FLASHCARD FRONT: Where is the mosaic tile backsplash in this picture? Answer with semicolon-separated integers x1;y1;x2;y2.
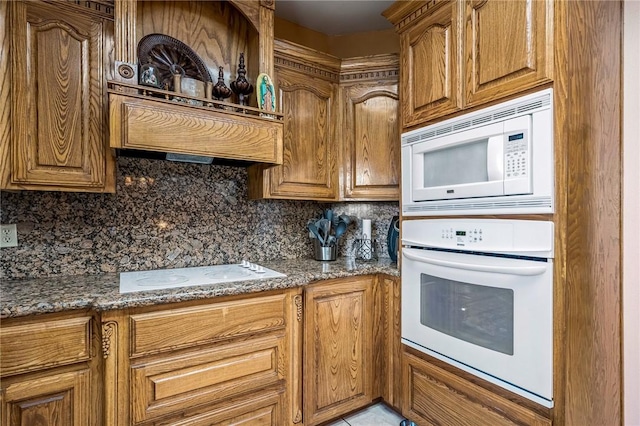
0;158;398;280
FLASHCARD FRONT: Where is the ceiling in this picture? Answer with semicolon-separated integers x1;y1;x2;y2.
274;0;396;36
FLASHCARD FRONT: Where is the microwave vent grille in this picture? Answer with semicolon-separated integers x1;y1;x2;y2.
471;115;492;126
492;108;516;120
453;121;471;131
402;90;552;145
517;99;548;113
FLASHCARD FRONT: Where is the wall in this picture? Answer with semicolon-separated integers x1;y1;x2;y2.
274;17;331;54
0;157;398;280
274;17;399;58
328;29;399;58
624;1;640;424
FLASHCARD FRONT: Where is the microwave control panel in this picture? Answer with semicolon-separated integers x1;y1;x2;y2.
505;131;529;179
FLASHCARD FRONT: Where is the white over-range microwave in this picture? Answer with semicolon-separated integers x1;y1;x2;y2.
401;89;553;216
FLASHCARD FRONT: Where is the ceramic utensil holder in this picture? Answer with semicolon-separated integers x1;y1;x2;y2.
314;240;337;261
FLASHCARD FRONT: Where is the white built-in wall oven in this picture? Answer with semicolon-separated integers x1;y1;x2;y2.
401;219;554;408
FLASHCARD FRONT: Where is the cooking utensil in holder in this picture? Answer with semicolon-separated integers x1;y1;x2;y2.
350;239;378;261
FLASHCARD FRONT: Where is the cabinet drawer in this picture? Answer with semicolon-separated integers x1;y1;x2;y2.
403;352;551;425
155;389;284;426
0;315;92;376
130;293;287;356
131;334;285;423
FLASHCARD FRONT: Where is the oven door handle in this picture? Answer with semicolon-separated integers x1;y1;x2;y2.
402;250;548;276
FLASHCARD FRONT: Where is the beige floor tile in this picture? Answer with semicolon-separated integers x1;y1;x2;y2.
324;420;350;426
343;403;405;426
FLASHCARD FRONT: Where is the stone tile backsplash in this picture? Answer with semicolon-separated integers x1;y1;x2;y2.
0;157;398;280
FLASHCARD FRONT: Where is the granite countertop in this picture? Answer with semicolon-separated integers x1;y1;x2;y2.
0;257;398;319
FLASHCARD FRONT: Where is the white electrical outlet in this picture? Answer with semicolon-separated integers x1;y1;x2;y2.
0;224;18;248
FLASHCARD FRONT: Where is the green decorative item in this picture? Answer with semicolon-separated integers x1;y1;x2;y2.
256;73;276;112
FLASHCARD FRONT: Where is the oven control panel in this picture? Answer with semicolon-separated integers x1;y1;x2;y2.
403;219;554;257
441;227;484;244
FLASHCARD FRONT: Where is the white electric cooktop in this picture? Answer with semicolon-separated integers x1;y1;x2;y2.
119;261;286;293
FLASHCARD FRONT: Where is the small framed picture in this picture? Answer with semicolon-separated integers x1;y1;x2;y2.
256;73;276;113
139;63;162;89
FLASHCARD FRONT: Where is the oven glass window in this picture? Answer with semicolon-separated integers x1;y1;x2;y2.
420;275;514;355
423;139;489;187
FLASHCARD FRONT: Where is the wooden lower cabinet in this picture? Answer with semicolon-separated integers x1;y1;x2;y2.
402;350;552;426
303;276;378;425
101;289;302;426
0;311;100;426
0;274;560;425
379;276;402;411
1;368;91;426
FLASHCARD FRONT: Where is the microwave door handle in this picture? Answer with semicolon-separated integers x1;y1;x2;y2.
402;250;548;276
487;136;504;181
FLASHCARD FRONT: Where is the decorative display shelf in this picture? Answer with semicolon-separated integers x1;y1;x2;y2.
108;81;284;165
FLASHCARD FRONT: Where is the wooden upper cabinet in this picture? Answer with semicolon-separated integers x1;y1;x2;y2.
268;67;338;200
384;0;553;129
248;41;399;201
1;1;115;192
400;1;461;127
464;0;553;107
340;55;399;201
248;40;340;201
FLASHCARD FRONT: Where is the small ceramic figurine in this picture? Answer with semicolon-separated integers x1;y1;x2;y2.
256;73;275;112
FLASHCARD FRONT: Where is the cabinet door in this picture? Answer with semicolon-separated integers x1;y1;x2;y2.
464;0;553;107
304;276;375;425
262;67;338;201
1;368;91;426
379;276;402;410
8;1;115;192
342;83;399;200
400;1;461;128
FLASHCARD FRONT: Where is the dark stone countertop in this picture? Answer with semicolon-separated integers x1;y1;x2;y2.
0;257;399;319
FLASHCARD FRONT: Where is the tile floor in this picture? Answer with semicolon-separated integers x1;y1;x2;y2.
325;403;406;426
